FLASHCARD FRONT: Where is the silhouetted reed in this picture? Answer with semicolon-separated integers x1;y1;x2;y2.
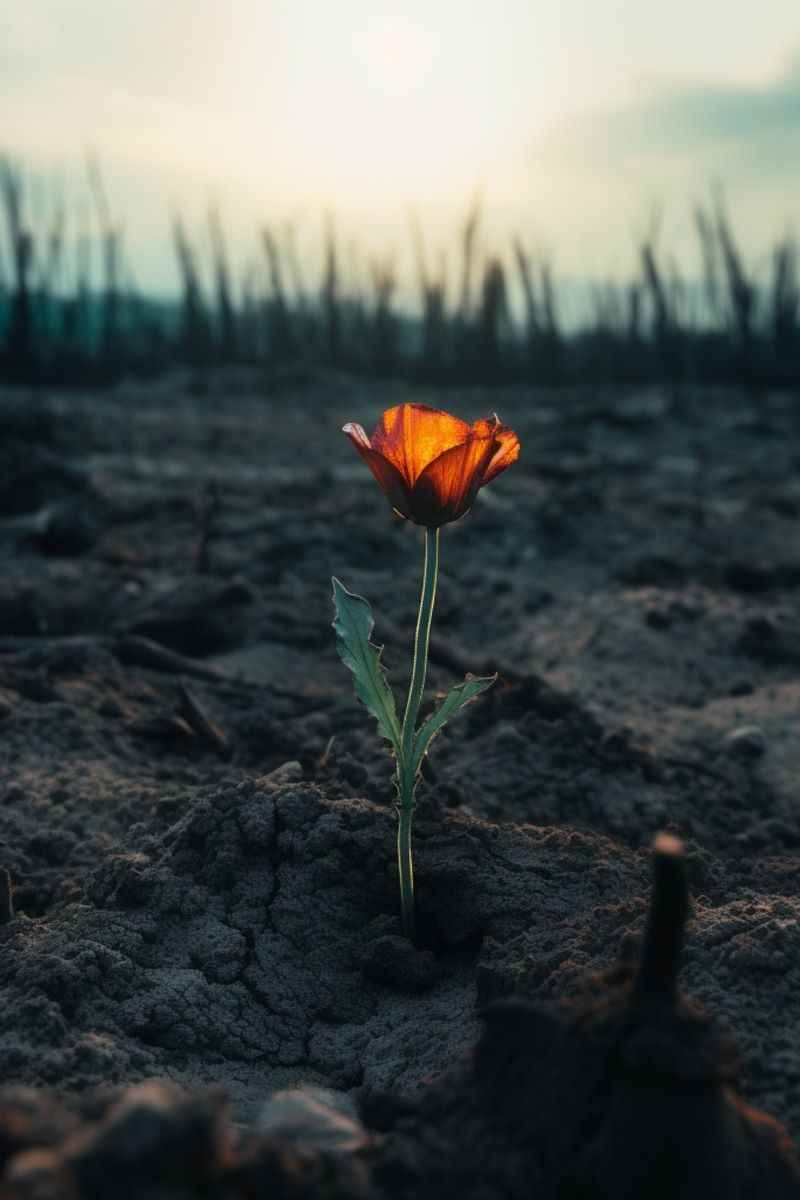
513;244;563;383
770;235;799;374
172;215;212;367
262;227;294;362
0;158;797;390
322;213;341;366
87;157;124;367
369;255;397;374
458;192;481;323
475;257;511;381
410;212;449;379
209;207;238;363
713;191;757;383
0;157;36;376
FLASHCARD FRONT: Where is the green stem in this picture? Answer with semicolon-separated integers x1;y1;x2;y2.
397;804;415;941
396;526;440;941
402;527;440;757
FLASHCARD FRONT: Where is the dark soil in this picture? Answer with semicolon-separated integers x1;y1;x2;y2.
1;375;799;1197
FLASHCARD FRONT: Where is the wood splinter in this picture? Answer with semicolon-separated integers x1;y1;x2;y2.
176;682;233;761
633;831;690;1008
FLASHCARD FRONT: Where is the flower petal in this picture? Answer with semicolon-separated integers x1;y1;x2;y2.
342;421;371;449
371;404;471;486
409;434;497;527
483;427;520;484
343;425;415;519
471;415;521;485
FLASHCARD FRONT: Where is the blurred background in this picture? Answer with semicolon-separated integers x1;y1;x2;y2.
2;0;799;386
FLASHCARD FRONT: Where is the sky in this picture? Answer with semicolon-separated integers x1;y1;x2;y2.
2;1;799;299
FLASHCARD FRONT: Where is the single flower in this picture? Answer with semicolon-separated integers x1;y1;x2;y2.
343;403;520;528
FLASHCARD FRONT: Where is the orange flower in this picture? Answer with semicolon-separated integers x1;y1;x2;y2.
343;403;520;528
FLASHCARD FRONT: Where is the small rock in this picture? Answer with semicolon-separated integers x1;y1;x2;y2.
67;1081;226;1187
645;607;672;630
257;761;303;791
3;1146;77;1197
725;726;767;761
256;1088;367;1153
0;1088;82;1171
737;615;800;666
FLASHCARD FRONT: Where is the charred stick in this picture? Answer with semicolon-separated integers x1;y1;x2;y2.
633;832;690;1008
319;735;336;768
115;635;233;683
176;683;232;761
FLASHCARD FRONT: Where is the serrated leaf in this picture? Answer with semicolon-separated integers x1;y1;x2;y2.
412;673;496;773
331;577;401;751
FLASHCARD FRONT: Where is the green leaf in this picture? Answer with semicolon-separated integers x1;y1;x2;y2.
331;577;401;752
412;674;496;773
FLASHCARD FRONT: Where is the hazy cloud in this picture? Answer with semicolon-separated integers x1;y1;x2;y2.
541;53;800;172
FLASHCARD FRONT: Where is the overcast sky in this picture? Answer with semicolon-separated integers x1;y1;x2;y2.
2;1;799;295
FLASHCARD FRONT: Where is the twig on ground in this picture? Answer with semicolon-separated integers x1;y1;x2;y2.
114;635;234;682
176;682;233;760
319;735;336;768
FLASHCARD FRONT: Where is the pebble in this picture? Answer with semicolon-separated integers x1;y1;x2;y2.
256;1087;367;1153
725;725;767;761
257;761;303;790
645;607;671;630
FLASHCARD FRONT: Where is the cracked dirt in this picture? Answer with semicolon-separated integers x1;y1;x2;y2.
0;376;799;1195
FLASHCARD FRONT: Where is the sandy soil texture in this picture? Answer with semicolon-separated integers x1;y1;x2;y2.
0;375;799;1196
